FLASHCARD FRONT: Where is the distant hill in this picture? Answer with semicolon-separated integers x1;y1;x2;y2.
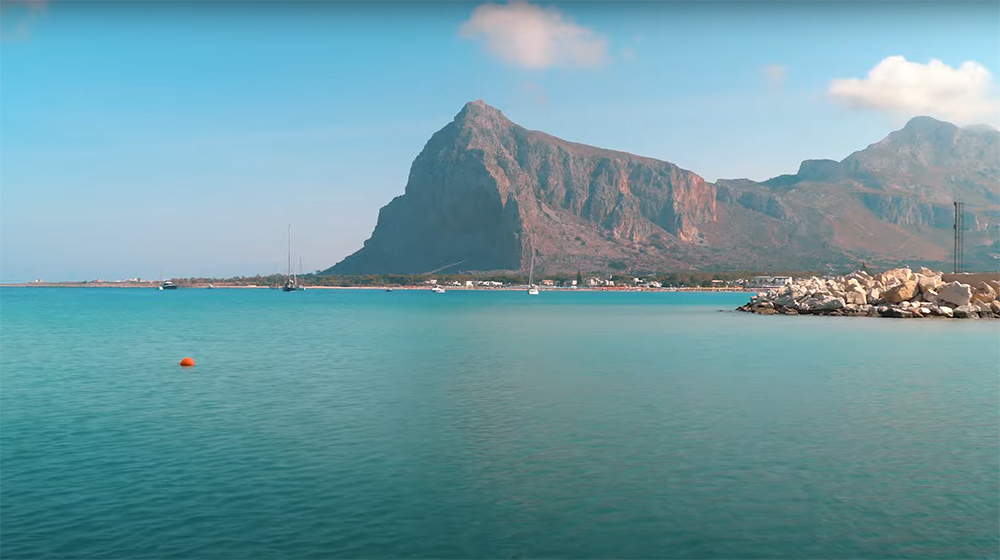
325;101;1000;275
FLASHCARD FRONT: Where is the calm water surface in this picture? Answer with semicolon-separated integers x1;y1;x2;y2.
2;287;998;559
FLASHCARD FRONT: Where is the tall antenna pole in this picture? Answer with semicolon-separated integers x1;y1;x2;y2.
959;202;965;273
953;201;965;273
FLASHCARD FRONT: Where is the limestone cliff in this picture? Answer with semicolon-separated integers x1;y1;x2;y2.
325;105;1000;275
327;100;716;274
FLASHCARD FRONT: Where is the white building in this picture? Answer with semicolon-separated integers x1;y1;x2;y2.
745;276;793;289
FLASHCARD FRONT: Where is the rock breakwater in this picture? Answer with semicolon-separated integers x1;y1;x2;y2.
738;268;1000;319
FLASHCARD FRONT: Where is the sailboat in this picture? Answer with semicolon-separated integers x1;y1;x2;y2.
282;224;302;292
527;252;539;295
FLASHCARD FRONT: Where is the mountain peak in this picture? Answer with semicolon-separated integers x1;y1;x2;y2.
900;115;959;135
454;99;510;126
904;115;947;127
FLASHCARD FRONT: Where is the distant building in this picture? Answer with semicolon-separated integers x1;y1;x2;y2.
465;281;473;287
745;276;792;289
541;279;554;286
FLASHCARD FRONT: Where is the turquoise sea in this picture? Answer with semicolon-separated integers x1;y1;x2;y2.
1;287;998;559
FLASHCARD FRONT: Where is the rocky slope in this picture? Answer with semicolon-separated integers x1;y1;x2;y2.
328;100;716;274
325;101;1000;275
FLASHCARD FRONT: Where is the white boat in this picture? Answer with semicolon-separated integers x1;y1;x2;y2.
527;251;539;295
432;285;446;294
281;225;304;292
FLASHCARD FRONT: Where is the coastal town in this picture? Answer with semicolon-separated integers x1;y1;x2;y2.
11;274;798;291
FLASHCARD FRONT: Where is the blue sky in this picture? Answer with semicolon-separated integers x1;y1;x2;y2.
2;1;998;282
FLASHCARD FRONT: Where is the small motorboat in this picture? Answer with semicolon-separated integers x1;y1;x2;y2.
432;285;445;294
160;281;178;290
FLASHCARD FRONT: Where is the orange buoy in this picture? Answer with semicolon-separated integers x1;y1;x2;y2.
178;357;195;367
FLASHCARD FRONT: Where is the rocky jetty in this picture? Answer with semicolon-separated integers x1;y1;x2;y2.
738;268;1000;319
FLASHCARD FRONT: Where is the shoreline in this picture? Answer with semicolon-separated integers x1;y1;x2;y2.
0;282;756;293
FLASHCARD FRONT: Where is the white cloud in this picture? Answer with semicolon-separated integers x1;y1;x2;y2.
459;1;607;70
762;64;785;88
828;56;1000;124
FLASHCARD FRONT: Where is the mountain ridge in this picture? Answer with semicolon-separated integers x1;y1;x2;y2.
325;102;1000;275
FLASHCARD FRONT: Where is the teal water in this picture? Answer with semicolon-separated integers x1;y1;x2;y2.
2;287;998;559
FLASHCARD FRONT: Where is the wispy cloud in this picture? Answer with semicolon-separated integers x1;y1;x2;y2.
828;56;999;125
459;1;607;70
762;64;786;88
1;0;48;42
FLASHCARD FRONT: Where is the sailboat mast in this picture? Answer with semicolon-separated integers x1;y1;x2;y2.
287;224;292;279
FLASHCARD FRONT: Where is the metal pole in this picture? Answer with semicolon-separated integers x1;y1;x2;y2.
953;202;959;274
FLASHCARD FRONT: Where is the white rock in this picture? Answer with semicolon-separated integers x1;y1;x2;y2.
916;274;941;294
845;288;867;305
867;288;881;305
775;294;796;307
937;282;973;307
817;296;845;310
919;307;931;315
954;304;978;318
938;305;954;318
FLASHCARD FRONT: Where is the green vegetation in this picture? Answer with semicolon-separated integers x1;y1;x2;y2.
166;268;829;288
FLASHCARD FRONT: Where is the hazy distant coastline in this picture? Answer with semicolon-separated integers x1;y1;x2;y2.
0;282;753;293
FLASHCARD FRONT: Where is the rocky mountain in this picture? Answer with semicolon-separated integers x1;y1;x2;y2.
325;101;1000;275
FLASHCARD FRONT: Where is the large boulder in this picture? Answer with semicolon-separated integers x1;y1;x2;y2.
882;279;918;304
845;288;867;305
937;282;973;307
775;293;797;307
876;268;914;289
987;280;1000;298
816;296;846;310
972;282;997;304
916;274;941;294
937;305;954;318
954;304;978;319
867;288;881;304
